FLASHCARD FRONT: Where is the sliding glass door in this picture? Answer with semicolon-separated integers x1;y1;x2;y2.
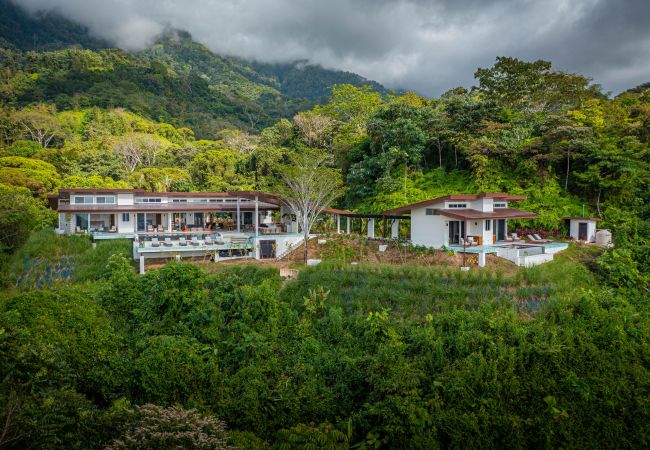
448;221;465;245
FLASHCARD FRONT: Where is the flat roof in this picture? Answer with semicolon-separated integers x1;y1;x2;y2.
382;193;527;215
57;202;280;213
54;189;283;205
565;217;602;222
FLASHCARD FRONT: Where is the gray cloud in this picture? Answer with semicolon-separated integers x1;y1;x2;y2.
13;0;650;96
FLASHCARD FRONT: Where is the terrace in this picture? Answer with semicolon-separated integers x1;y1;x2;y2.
449;241;569;267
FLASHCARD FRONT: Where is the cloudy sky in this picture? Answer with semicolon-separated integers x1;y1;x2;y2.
14;0;650;96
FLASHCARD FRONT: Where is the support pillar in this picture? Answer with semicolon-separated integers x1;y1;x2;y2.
254;195;259;237
139;255;145;274
167;213;172;232
236;197;241;232
391;219;399;239
367;218;375;238
336;215;341;234
478;252;486;268
346;216;351;234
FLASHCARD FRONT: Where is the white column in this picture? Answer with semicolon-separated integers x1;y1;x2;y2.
391;219;399;239
478;252;486;268
167;213;172;232
236;198;241;232
254;195;259;237
139;255;145;274
336;215;341;234
367;218;375;238
346;216;351;234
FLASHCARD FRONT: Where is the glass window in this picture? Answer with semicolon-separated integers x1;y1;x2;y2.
172;199;187;203
122;213;130;222
96;196;115;204
494;202;507;208
425;208;439;216
75;213;89;230
485;220;491;231
448;203;467;208
74;196;93;204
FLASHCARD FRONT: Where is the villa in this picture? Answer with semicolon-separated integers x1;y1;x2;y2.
382;193;568;267
48;188;323;272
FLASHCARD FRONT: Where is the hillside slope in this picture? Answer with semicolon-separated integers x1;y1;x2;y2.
0;0;389;136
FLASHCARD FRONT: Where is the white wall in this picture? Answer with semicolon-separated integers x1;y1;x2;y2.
569;220;597;242
117;193;134;205
480;197;493;212
410;206;446;248
118;212;135;233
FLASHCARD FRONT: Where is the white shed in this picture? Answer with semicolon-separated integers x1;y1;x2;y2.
566;217;600;242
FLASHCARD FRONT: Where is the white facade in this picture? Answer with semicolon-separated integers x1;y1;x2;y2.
568;218;598;242
408;197;511;248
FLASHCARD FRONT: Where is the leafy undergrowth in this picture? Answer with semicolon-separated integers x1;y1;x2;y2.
281;252;595;320
0;230;133;289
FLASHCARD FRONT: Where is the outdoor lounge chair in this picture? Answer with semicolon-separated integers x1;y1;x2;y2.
157;225;163;232
162;237;173;247
147;225;154;232
190;236;201;246
179;237;188;246
151;237;160;247
109;226;117;233
532;233;553;243
204;235;214;245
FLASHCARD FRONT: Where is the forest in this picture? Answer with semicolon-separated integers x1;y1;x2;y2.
1;1;650;447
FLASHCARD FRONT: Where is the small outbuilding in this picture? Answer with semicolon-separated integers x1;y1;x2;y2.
565;217;601;242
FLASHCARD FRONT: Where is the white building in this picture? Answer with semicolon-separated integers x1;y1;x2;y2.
48;188;318;271
565;217;600;242
383;193;537;248
381;193;569;267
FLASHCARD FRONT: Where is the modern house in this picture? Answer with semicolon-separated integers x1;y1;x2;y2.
383;193;568;267
48;188;334;272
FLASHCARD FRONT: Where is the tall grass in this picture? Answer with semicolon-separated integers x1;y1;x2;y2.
283;253;594;319
1;230;133;288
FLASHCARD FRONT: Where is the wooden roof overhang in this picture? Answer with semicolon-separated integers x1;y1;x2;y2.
437;208;538;221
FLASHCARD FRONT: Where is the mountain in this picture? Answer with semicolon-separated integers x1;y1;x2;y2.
0;0;109;50
137;29;389;103
248;59;388;102
0;0;389;137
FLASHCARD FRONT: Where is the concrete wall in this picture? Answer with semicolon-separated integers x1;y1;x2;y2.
117;193;134;205
256;234;305;259
118;212;135;233
569;220;597;242
410;206;446;248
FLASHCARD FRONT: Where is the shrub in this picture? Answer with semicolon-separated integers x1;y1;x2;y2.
106;404;231;450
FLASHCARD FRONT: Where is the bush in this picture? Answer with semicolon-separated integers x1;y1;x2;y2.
106;404;231;450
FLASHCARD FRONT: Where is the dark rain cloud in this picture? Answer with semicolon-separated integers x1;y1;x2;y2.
13;0;650;96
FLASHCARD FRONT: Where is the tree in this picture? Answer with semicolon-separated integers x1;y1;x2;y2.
12;104;62;148
278;152;344;263
106;404;230;450
128;167;192;192
293;112;335;148
113;133;169;174
0;183;41;252
474;57;598;113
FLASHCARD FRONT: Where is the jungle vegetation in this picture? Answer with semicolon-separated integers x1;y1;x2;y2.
0;2;649;447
